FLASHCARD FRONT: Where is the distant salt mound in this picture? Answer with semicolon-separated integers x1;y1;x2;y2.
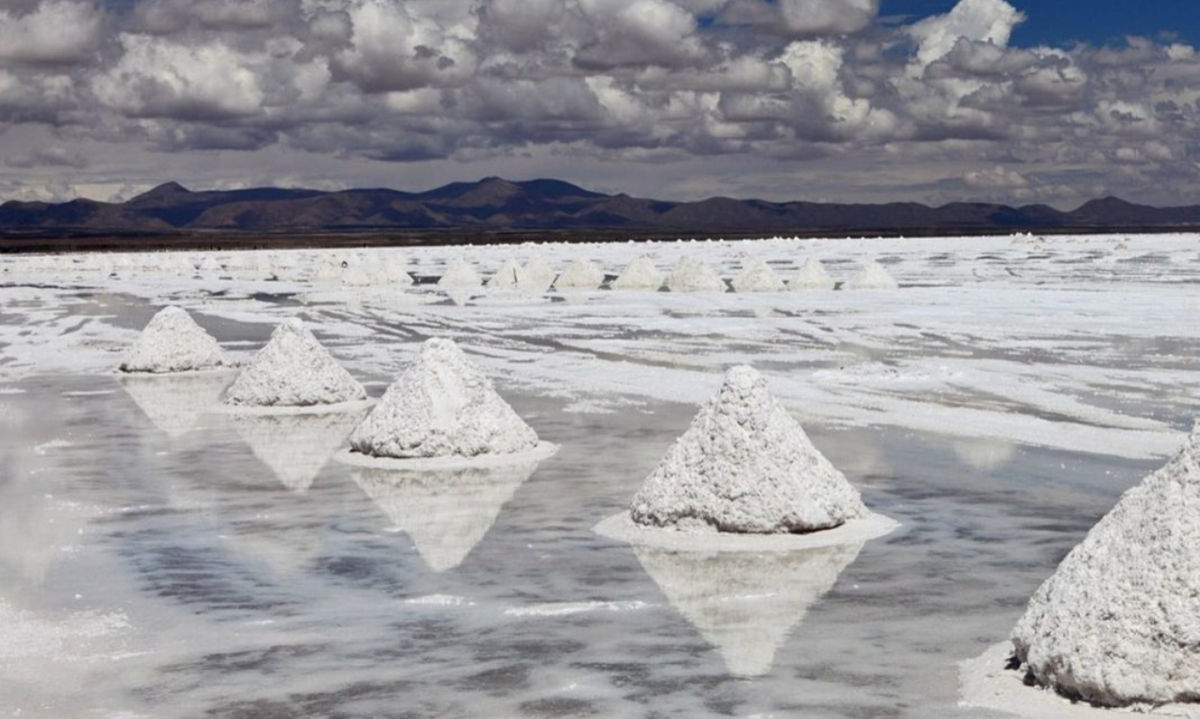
666;257;726;293
222;319;366;408
732;258;785;292
788;258;835;290
554;259;605;290
437;258;481;287
341;266;372;287
120;306;229;374
373;257;413;286
632;366;866;533
612;255;664;290
1009;423;1200;707
517;257;557;290
198;255;223;277
842;262;899;290
348;338;542;462
487;258;521;288
311;256;342;283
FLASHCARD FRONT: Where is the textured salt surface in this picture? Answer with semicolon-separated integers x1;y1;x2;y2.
612;254;664;290
437;258;482;287
119;306;229;374
631;365;868;533
732;258;785;292
843;261;900;290
788;258;836;290
666;257;727;292
222;319;366;408
554;258;605;290
1009;423;1200;707
596;510;899;552
348;337;541;460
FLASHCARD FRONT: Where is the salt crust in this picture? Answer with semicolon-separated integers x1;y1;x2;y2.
665;257;727;292
437;258;482;287
788;258;836;290
347;337;543;461
731;258;785;292
843;261;900;289
336;441;557;471
612;255;664;290
959;643;1200;719
554;258;606;289
595;510;898;552
119;306;229;374
221;318;366;409
631;365;868;533
1009;423;1200;707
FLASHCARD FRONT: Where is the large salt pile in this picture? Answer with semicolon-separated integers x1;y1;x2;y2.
612;255;664;290
120;306;229;374
516;257;557;290
346;338;548;463
437;258;481;287
487;258;522;288
554;258;605;290
788;258;835;290
1007;422;1200;707
222;319;366;409
842;261;899;290
731;258;785;292
666;257;727;293
632;366;866;533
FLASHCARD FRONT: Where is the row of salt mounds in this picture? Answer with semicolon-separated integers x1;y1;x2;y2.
666;257;727;292
119;306;230;374
732;258;786;292
1007;421;1200;708
842;261;899;290
553;258;606;290
221;319;366;410
790;258;836;290
345;338;553;466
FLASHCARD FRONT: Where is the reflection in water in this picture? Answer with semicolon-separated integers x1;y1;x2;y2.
632;542;863;677
119;372;232;438
219;521;326;578
951;437;1016;471
231;409;367;493
351;459;540;572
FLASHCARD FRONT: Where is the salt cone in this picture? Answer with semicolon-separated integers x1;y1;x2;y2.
634;542;862;677
612;255;664;290
487;258;522;288
732;259;785;292
517;257;556;290
120;306;229;374
666;257;726;292
222;319;365;407
349;338;539;459
1010;423;1200;707
438;258;482;287
554;259;605;290
631;366;866;533
788;258;835;290
842;262;899;290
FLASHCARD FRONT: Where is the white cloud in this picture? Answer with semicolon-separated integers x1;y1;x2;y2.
0;0;102;65
908;0;1024;70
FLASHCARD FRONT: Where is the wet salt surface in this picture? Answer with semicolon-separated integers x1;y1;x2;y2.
0;368;1157;718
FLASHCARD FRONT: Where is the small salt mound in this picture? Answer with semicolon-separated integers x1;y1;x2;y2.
487;258;521;288
222;319;365;408
341;266;372;287
842;261;899;290
437;258;482;287
788;258;835;290
349;337;539;460
553;258;605;290
612;255;664;290
372;259;413;286
517;257;557;290
120;306;229;374
731;258;785;292
198;255;223;277
665;257;727;293
631;365;866;533
1010;422;1200;707
311;256;342;283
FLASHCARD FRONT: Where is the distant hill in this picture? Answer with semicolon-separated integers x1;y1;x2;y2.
3;177;1199;238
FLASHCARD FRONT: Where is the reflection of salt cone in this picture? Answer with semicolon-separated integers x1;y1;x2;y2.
232;409;367;492
221;522;324;578
632;543;863;677
350;460;539;572
120;371;232;437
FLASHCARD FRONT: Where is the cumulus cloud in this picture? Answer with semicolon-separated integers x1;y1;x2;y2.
0;0;103;65
720;0;879;37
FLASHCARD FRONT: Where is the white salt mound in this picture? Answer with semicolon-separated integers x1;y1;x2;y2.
517;257;557;290
632;365;867;533
612;255;664;290
1010;422;1200;707
554;258;605;290
120;306;229;374
487;258;522;288
222;319;366;407
665;257;727;293
788;258;836;290
732;258;785;292
349;337;539;459
437;258;482;287
842;261;899;290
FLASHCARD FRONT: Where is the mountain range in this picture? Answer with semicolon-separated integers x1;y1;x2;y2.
3;177;1199;239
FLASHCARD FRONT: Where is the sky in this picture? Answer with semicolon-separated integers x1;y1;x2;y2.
1;0;1198;208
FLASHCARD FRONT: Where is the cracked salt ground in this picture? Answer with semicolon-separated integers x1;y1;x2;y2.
0;368;1174;717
